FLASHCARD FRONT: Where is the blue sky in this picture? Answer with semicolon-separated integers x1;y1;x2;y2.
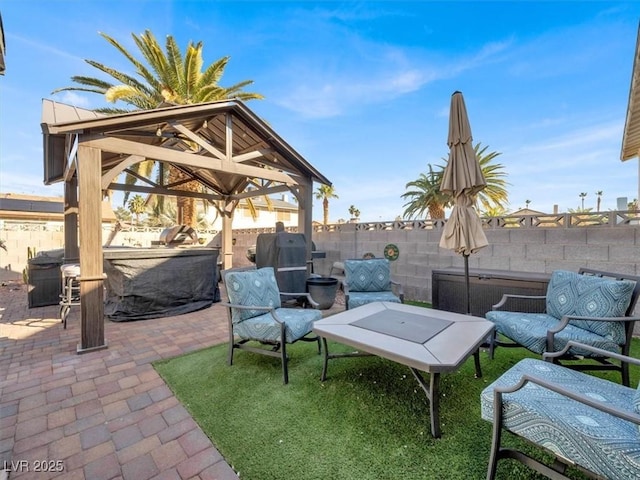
1;1;640;222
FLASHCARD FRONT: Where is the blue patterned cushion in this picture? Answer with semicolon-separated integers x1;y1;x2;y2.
225;267;281;323
486;311;621;355
546;270;634;343
234;307;321;343
481;358;640;479
348;291;401;310
345;259;392;292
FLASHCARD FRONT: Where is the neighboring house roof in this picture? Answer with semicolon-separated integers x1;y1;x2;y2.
0;12;5;76
246;196;298;211
0;193;117;223
509;208;548;216
622;22;640;161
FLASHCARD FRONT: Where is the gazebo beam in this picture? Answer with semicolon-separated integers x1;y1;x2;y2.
82;136;296;185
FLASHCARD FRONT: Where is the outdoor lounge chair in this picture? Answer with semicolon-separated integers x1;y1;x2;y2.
486;268;640;386
222;266;322;384
481;341;640;479
343;258;404;310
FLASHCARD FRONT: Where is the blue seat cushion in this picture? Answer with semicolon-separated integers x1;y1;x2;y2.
345;258;392;292
481;358;640;479
225;267;281;322
485;311;622;355
234;308;322;343
347;291;401;310
546;270;634;344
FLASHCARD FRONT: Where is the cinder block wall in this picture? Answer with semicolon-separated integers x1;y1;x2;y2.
2;223;639;304
231;224;640;303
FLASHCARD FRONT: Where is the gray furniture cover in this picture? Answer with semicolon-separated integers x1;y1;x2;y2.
256;232;307;294
103;247;218;321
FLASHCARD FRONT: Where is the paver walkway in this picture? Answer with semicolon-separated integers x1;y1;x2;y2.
0;275;344;479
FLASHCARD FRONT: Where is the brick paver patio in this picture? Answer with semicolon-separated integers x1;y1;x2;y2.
0;273;344;479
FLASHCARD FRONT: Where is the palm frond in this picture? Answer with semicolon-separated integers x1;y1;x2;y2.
184;42;204;101
199;56;230;87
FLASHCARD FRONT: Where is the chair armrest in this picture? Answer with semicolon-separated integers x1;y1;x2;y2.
492;294;546;311
279;292;320;309
220;302;283;325
219;302;274;312
557;314;640;324
543;340;640;367
494;372;640;425
546;315;640;350
391;280;404;302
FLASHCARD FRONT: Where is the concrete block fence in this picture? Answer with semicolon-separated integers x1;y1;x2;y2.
231;217;640;304
2;213;639;305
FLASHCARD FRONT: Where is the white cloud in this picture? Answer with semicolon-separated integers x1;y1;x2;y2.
56;91;92;109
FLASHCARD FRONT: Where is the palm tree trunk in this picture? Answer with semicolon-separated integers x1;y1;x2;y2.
168;165;199;227
323;198;329;225
428;204;445;219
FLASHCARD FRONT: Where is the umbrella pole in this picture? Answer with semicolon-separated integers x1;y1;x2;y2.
464;253;470;315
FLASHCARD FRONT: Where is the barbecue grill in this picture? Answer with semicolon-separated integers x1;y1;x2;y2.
158;225;198;246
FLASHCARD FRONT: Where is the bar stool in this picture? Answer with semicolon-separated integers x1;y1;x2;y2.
59;264;81;329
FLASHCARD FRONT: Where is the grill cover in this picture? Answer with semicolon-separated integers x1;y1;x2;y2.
103;247;218;321
256;232;307;293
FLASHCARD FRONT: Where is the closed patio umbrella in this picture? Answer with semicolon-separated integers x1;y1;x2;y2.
439;91;488;314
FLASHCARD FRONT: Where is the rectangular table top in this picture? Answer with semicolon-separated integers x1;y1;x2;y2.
313;302;494;373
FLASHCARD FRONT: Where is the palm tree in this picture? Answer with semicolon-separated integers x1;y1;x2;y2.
314;185;339;225
579;192;588;210
53;30;263;227
470;143;509;212
481;205;508;217
127;194;147;227
595;191;603;212
401;164;451;219
402;143;508;220
53;31;263;113
348;205;361;221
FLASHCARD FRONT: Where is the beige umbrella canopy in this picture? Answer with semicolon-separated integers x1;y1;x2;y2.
439;91;488;313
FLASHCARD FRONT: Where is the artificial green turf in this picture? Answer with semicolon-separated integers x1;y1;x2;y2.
154;336;640;480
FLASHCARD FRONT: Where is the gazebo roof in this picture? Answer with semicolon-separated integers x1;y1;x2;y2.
41;99;331;202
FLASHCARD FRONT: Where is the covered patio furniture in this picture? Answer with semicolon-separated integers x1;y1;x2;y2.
343;258;404;310
481;341;640;479
222;266;322;384
486;268;640;386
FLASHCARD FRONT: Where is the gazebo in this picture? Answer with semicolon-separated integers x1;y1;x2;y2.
41;99;331;352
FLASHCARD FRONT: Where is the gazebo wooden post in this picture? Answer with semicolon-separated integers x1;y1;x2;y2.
63;176;80;264
298;181;314;273
221;201;234;271
76;144;107;353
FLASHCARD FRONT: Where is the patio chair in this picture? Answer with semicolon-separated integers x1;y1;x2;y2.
329;261;346;291
481;341;640;479
486;268;640;386
343;258;404;310
222;266;322;384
